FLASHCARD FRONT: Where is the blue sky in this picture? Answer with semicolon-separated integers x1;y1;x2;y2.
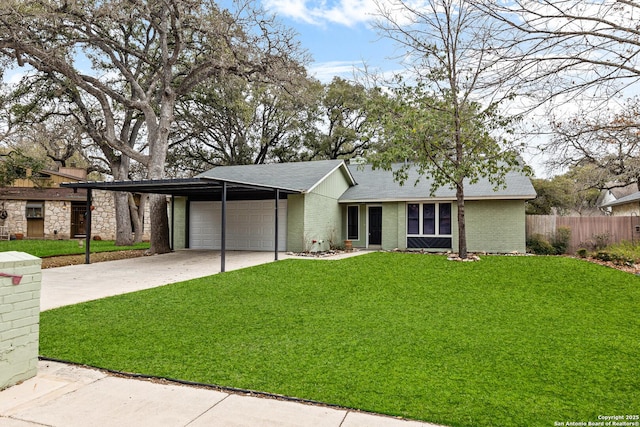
261;0;402;82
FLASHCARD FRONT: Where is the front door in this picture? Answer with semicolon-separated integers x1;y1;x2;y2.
368;206;382;246
71;203;87;238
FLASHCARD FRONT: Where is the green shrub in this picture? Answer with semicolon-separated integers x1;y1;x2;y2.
576;248;588;258
594;251;613;262
595;241;640;265
526;234;556;255
552;226;571;254
592;233;610;251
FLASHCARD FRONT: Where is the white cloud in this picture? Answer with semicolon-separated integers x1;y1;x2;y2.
308;61;361;81
264;0;380;27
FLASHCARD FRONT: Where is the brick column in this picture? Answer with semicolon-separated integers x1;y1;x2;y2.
0;251;42;390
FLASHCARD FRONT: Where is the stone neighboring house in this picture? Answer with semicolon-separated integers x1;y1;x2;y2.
65;159;536;253
600;191;640;216
0;167;135;240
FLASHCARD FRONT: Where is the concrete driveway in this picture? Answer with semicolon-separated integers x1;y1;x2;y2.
41;250;286;311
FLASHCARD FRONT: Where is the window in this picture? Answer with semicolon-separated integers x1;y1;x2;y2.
423;204;436;234
26;201;44;219
439;203;452;234
407;202;452;236
347;206;359;240
407;204;420;234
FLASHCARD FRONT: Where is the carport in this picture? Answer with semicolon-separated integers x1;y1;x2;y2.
60;177;303;272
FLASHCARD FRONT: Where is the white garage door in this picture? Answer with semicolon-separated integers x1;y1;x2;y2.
189;200;287;250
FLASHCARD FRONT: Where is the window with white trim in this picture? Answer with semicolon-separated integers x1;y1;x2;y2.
407;202;452;236
407;202;452;249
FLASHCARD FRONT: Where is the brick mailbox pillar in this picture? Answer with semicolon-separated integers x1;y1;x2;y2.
0;251;42;390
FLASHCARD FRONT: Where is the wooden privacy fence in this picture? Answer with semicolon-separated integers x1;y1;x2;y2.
526;215;640;253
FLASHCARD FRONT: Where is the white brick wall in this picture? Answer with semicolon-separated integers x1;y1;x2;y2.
0;251;42;390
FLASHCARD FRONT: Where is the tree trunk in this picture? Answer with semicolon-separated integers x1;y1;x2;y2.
114;191;134;246
149;193;171;253
112;157;134;246
456;183;467;259
128;193;146;243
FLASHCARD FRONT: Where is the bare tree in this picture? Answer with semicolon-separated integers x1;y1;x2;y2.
370;0;526;259
545;97;640;188
472;0;640;101
0;0;306;253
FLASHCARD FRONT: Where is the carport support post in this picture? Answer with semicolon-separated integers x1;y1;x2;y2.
170;195;175;250
274;189;279;261
221;181;227;273
84;188;92;264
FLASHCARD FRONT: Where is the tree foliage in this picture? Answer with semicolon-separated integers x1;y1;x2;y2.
527;168;601;216
0;149;45;188
168;73;316;174
304;77;378;160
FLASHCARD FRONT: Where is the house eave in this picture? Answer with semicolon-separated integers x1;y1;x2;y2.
338;195;536;204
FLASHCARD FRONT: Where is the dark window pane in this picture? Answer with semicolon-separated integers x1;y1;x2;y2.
347;206;359;240
439;203;452;235
423;204;435;234
407;203;419;234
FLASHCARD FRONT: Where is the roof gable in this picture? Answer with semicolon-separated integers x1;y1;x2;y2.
196;160;356;193
600;190;640;208
340;163;536;202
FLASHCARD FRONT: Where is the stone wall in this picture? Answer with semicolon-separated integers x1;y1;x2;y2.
1;201;26;237
44;200;71;239
0;190;151;241
91;190;117;240
0;251;42;390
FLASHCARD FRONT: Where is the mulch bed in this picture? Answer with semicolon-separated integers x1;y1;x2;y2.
41;250;148;269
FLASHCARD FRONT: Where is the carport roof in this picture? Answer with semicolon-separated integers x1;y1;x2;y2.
59;176;304;197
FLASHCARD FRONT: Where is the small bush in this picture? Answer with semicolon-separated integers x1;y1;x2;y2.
592;233;610;251
552;226;571;255
526;234;556;255
594;251;613;262
576;248;588;258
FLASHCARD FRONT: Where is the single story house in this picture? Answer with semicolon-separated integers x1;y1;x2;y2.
63;159;536;256
599;191;640;216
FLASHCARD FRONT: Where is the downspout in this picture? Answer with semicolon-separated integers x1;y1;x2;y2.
170;195;175;251
221;182;227;273
274;188;279;261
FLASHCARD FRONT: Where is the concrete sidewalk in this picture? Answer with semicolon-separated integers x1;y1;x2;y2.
2;249;444;427
0;360;441;427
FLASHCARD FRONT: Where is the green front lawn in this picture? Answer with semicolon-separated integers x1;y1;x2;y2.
0;239;149;258
40;253;640;427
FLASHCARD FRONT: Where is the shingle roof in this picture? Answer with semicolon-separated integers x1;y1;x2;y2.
600;191;640;208
196;160;355;192
339;163;536;202
0;187;88;201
